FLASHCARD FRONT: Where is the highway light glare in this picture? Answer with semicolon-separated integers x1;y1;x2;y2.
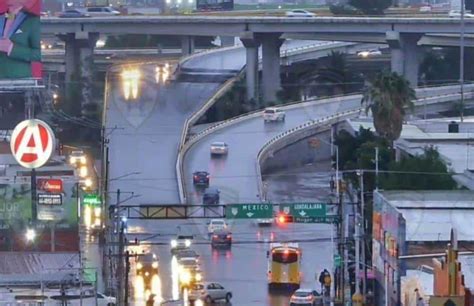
84;178;93;188
79;166;88;178
171;240;177;248
25;228;36;241
152;262;159;269
94;207;101;218
121;69;141;100
96;39;106;48
195;300;204;306
137;262;143;270
185;239;191;247
84;206;92;228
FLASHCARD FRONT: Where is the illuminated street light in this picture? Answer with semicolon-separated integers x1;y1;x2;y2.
25;228;36;242
82;178;93;189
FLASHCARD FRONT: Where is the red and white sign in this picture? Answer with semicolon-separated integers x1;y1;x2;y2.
10;119;55;169
37;179;63;193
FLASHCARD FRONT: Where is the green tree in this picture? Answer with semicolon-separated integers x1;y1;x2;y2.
349;0;391;15
362;71;415;144
381;147;457;190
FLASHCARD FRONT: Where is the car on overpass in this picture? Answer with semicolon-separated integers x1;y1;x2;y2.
357;49;382;58
263;107;286;122
203;187;220;204
58;9;90;18
448;9;474;17
210;142;229;156
193;171;210;186
83;7;121;17
285;9;316;17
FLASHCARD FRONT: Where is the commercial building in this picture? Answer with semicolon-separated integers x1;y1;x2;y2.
372;190;474;305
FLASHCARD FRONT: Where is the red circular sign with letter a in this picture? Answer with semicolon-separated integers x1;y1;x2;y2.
10;119;55;169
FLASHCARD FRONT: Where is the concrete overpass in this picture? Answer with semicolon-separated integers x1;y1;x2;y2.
41;16;474;102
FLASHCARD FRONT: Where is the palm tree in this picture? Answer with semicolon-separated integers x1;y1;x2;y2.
362;71;416;143
315;51;355;96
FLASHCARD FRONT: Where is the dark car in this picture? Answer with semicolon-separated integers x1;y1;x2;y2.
193;171;210;186
211;230;232;248
136;253;159;277
203;187;220;204
58;9;90;18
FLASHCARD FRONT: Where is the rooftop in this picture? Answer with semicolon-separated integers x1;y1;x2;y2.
377;191;474;242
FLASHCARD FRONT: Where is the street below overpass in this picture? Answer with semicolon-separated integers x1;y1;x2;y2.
125;161;335;306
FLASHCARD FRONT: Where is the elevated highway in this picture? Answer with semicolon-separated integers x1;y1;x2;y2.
180;84;474;204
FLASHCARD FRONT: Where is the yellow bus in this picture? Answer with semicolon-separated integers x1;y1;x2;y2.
267;243;301;290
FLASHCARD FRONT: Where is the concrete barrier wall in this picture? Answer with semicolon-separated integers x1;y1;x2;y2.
260;127;333;174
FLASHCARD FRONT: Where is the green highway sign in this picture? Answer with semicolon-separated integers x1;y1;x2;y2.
83;194;101;206
279;203;327;218
334;254;342;267
293;215;339;224
226;203;273;219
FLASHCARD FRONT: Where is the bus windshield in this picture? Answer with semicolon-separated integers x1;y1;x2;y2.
272;251;298;264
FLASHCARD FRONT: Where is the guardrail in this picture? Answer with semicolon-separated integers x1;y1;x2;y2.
256;109;362;201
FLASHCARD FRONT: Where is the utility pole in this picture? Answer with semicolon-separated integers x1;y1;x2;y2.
460;0;466;122
360;171;367;303
116;189;122;305
124;251;131;305
375;147;379;190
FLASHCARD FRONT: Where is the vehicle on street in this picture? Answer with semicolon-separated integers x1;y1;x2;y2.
177;258;202;288
289;289;321;306
136;253;159;276
357;49;382;57
58;9;90;18
263;107;286;122
285;9;316;17
207;219;227;234
448;9;474;17
170;235;193;253
211;230;232;248
52;290;116;306
267;243;302;290
210;142;229;156
84;7;121;16
256;218;274;226
69;150;87;165
175;249;200;261
193;171;210;186
419;5;432;12
187;282;232;304
203;187;220;204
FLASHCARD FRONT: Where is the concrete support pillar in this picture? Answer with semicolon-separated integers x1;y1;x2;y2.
220;36;235;47
261;34;284;103
240;34;261;106
60;32;98;108
386;31;422;87
181;36;195;57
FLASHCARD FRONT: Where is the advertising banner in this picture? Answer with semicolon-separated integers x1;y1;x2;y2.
0;0;42;79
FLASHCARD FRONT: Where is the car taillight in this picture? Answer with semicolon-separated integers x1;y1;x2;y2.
194;175;198;179
226;235;232;239
213;235;218;239
206;175;210;178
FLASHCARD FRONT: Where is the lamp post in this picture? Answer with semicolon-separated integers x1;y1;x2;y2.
460;0;466;122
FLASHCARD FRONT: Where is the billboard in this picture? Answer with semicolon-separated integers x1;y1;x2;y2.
0;0;42;79
0;179;79;251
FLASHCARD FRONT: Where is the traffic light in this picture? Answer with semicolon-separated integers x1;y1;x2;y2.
277;213;293;224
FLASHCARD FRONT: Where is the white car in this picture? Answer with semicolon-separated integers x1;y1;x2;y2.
188;282;232;303
419;5;432;12
69;150;86;165
66;291;116;306
83;7;121;17
263;107;286;122
170;235;193;253
207;219;227;234
448;10;474;17
285;9;316;17
210;142;229;155
289;289;320;306
357;49;382;58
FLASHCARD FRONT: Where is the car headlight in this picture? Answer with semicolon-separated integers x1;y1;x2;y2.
80;156;87;165
152;262;159;269
181;271;191;284
94;207;101;218
69;157;76;164
171;240;177;248
195;273;202;282
185;239;191;247
137;262;143;270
